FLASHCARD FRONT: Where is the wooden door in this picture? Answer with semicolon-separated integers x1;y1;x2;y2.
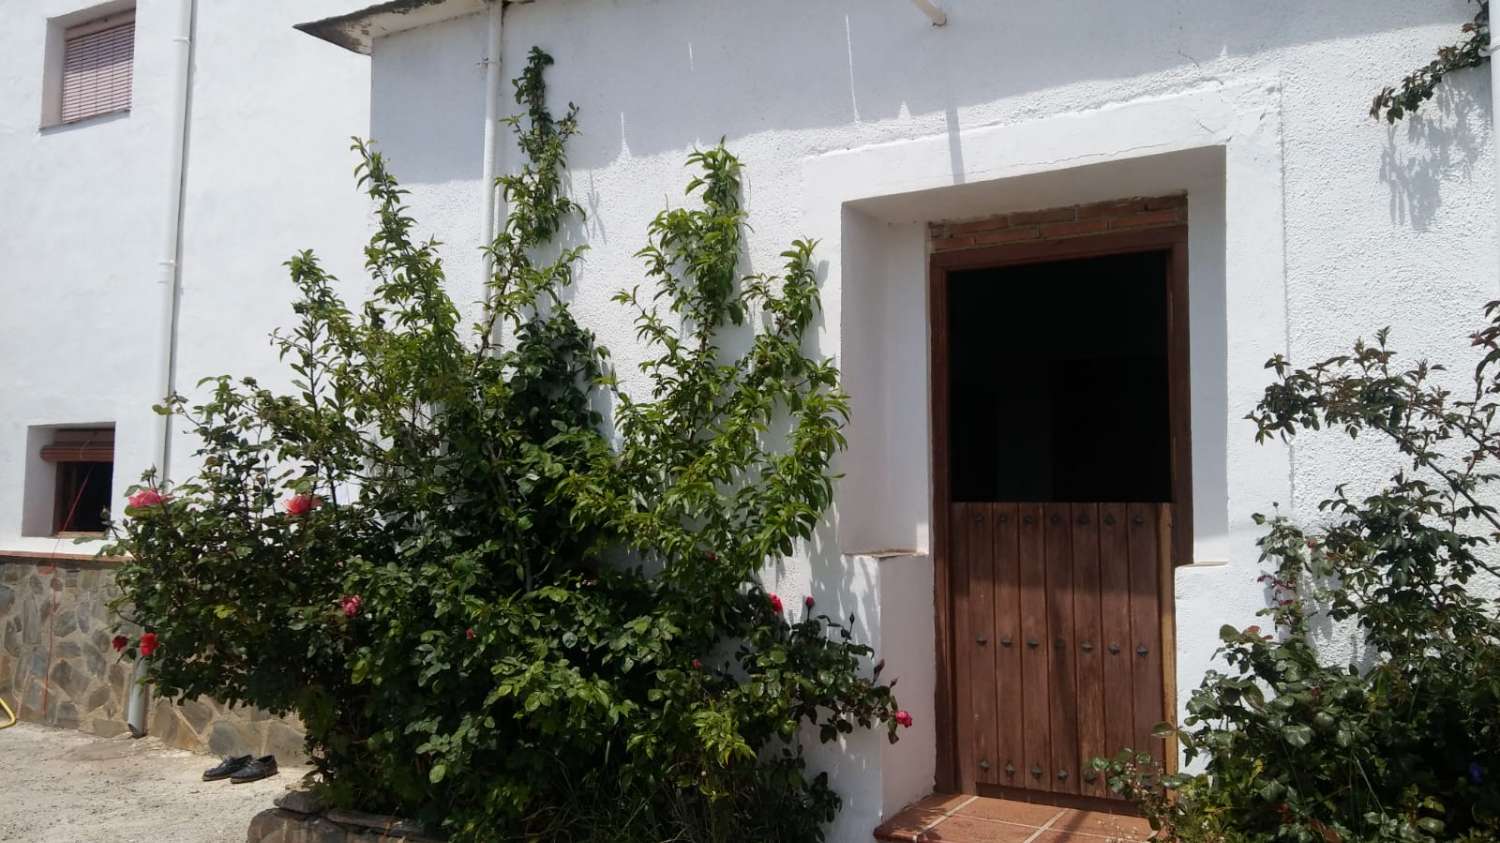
929;225;1189;800
952;500;1169;798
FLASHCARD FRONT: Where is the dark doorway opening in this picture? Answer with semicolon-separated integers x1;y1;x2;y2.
947;250;1171;503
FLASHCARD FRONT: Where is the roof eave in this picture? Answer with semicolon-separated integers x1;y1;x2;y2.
295;0;492;55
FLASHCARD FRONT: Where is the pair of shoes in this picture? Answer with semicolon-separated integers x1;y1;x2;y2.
202;755;279;784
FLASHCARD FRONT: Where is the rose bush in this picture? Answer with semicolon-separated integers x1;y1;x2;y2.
104;49;902;842
1103;315;1500;842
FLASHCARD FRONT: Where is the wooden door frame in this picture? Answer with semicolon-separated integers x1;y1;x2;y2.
929;224;1190;793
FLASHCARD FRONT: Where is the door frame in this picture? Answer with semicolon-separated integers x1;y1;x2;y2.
929;224;1190;793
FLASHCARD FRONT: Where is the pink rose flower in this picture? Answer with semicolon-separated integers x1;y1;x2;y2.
466;627;476;641
894;710;913;728
138;632;159;658
128;489;167;509
285;494;319;516
768;593;783;614
340;595;362;618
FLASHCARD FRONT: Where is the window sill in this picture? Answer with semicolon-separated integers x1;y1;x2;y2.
0;548;126;564
40;107;130;133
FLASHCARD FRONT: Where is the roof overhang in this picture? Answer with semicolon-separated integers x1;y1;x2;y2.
296;0;493;55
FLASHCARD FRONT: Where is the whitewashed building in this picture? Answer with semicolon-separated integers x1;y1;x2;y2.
0;0;367;758
1;0;370;551
5;0;1499;840
291;1;1499;839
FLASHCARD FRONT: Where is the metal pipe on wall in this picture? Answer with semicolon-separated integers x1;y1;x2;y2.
1491;3;1498;285
132;0;197;739
480;0;504;284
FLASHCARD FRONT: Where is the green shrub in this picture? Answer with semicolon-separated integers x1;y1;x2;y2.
1103;319;1500;841
106;48;903;843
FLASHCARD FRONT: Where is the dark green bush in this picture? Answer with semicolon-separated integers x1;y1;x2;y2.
106;49;903;843
1103;318;1500;842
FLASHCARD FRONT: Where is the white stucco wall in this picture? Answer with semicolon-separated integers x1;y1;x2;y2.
3;0;1492;838
0;0;370;554
359;2;1496;838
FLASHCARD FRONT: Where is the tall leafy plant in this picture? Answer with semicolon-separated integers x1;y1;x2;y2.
106;48;903;843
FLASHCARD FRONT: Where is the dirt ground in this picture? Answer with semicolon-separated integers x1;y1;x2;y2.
0;721;307;843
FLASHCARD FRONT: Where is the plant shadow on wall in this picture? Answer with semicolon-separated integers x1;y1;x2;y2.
1375;0;1490;230
102;48;906;843
1378;76;1487;231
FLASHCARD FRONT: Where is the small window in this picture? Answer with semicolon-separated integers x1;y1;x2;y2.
58;11;135;123
40;428;115;536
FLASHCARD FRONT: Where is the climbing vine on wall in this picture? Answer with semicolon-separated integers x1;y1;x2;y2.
1372;0;1490;122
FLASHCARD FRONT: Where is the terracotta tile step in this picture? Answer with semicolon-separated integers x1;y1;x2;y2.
875;793;1152;842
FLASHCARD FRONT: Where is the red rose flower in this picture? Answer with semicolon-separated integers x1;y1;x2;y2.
128;489;167;509
804;595;815;609
340;595;362;618
138;632;159;657
768;593;783;614
284;494;319;516
894;710;913;728
111;635;128;652
691;659;703;670
466;627;476;641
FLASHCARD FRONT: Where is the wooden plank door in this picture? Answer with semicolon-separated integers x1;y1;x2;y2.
950;500;1169;800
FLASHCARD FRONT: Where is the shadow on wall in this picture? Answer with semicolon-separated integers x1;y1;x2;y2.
1379;70;1491;231
376;0;1472;185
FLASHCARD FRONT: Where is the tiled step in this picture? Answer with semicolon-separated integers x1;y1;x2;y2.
875;793;1152;842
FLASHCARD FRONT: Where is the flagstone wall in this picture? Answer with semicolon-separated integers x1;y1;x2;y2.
0;556;306;764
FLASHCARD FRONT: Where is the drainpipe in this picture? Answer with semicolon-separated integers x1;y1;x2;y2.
1491;2;1499;283
480;0;504;284
131;0;196;740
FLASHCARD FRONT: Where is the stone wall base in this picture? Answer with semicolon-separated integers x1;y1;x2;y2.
1;557;307;764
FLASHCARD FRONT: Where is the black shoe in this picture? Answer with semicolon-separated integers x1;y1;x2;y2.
202;755;253;781
229;755;279;784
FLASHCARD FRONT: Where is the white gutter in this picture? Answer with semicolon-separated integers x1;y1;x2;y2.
132;0;196;740
480;0;504;283
911;0;948;27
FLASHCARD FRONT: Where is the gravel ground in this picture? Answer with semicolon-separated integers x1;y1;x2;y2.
0;722;308;843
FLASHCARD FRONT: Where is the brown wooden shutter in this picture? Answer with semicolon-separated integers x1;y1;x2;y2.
40;428;115;463
60;15;134;123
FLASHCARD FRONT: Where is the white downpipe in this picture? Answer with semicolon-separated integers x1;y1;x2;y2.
1491;5;1499;284
131;0;196;739
911;0;948;27
480;0;504;283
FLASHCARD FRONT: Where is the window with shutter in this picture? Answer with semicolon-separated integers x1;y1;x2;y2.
59;13;134;124
40;428;116;536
